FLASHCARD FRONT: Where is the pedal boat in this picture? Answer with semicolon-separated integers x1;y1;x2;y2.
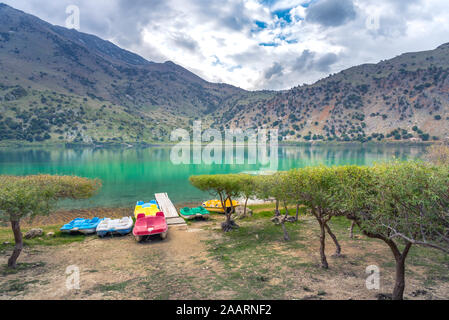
133;212;168;242
134;201;160;218
180;206;210;219
96;217;134;237
60;217;104;234
202;199;240;213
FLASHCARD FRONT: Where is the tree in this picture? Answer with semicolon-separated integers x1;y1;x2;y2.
253;173;295;241
235;174;257;218
0;175;101;268
287;166;345;268
189;174;241;232
343;162;449;300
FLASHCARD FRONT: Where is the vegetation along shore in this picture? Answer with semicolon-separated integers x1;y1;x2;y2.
0;144;448;300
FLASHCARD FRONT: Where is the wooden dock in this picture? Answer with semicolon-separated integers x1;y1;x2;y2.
155;193;186;227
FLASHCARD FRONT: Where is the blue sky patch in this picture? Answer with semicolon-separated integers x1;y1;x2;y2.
259;42;279;47
255;20;268;29
272;8;293;23
301;0;316;8
259;0;278;7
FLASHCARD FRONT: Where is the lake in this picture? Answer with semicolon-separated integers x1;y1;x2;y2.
0;145;427;209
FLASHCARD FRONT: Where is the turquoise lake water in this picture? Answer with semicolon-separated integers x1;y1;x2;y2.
0;145;427;208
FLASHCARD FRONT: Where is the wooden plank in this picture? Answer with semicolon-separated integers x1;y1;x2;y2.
166;217;187;225
155;193;186;226
155;192;178;218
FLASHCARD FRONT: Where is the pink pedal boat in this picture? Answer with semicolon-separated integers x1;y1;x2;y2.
133;212;168;242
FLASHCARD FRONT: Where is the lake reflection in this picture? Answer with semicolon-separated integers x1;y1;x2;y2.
0;145;427;208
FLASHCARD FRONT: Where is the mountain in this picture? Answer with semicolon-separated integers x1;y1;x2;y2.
217;43;449;143
0;3;264;144
0;3;448;145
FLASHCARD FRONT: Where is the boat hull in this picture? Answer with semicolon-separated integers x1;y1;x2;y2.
96;217;134;237
180;207;210;219
202;200;240;214
60;218;103;234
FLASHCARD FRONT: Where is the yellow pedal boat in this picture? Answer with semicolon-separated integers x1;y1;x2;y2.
202;199;240;213
134;201;160;218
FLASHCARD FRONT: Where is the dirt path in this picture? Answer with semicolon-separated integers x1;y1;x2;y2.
1;214;448;300
0;222;223;300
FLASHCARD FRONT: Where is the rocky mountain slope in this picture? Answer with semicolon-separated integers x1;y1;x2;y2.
0;3;261;144
0;3;448;144
218;44;449;143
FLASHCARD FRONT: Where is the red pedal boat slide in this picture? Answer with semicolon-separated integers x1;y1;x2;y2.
133;212;168;242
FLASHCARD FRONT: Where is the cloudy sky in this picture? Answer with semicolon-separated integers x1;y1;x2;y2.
4;0;449;90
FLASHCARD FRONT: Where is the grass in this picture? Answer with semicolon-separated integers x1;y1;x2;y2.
201;212;307;299
93;280;132;293
0;279;40;294
2;202;449;299
0;224;86;251
201;202;449;299
0;261;46;276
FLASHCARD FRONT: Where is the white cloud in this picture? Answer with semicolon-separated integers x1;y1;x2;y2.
3;0;449;90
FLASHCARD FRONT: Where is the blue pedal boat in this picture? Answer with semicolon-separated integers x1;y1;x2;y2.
60;217;104;235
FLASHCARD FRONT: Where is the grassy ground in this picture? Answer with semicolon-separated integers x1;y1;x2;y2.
0;225;85;252
0;204;448;300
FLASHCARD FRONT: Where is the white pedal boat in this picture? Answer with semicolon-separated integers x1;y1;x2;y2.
96;217;134;237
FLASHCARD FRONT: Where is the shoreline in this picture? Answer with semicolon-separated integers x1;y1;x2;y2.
0;140;439;149
18;199;274;228
18;203;202;227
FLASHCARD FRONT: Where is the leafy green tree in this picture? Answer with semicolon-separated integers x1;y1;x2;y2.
236;174;257;218
254;172;295;240
0;175;101;268
287;166;344;268
189;174;241;231
343;162;449;300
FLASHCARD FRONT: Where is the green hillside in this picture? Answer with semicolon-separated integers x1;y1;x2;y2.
0;3;448;145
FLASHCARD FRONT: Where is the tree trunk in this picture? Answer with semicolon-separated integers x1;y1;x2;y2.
228;196;235;213
319;221;328;269
281;220;290;241
392;257;406;300
221;205;238;232
324;223;341;256
351;218;412;300
243;197;249;217
275;199;280;215
8;220;23;268
283;201;289;216
295;204;300;221
349;221;355;239
218;193;225;212
392;242;412;300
